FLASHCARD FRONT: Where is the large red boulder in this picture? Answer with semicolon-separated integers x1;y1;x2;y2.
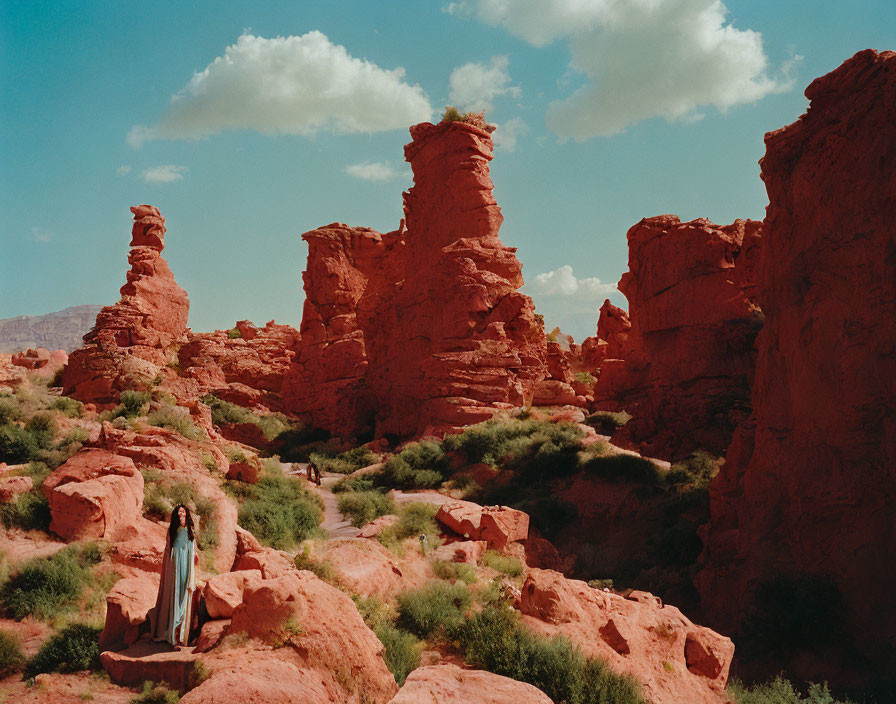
387;663;553;703
436;500;529;549
62;205;189;403
696;50;896;686
520;569;733;704
178;320;299;411
99;573;160;650
41;448;143;541
204;569;262;618
283;118;549;439
598;215;762;460
317;537;433;599
229;570;398;702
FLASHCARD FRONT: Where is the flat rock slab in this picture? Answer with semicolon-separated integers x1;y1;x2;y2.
101;639;201;691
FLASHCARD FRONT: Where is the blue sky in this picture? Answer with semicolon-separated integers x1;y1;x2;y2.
2;1;893;341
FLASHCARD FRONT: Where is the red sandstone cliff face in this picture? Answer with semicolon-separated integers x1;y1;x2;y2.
696;50;896;686
281;224;388;435
599;215;762;460
179;320;299;410
284;119;548;439
62;206;189;403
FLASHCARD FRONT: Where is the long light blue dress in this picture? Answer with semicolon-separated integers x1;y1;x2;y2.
152;526;195;646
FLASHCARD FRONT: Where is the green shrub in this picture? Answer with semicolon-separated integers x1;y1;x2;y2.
147;405;205;441
57;427;89;449
0;424;40;464
482;550;523;577
0;399;21;424
332;476;377;494
380;441;451;490
0;628;24;675
729;675;857;704
311;446;381;474
51;397;84;418
1;543;102;620
374;623;422;686
397;581;472;639
202;395;289;442
0;490;51;531
581;453;666;486
337;490;395;528
584;411;632;434
667;450;722;490
461;606;645;704
378;502;441;551
293;546;337;583
226;328;242;339
574;371;597;385
24;623;101;677
432;560;477;584
119;390;151;418
237;475;323;550
442;105;468;122
130;681;180;704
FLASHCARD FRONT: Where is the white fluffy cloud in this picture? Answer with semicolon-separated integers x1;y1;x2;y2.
492;117;529;151
30;227;51;243
142;165;188;184
448;55;520;113
528;265;616;298
448;0;794;138
344;161;408;183
115;165;132;177
128;32;433;148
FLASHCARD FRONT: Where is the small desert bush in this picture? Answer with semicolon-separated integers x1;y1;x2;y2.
337;490;395;528
310;445;381;474
460;605;646;704
25;413;57;445
666;450;722;490
0;424;41;464
728;675;857;704
226;328;242;339
574;371;597;385
332;475;376;494
147;405;205;441
432;560;477;584
237;475;323;550
1;543;103;620
293;545;337;583
379;441;451;490
130;681;181;704
0;628;24;675
50;396;84;418
374;623;422;686
581;453;666;486
0;398;21;425
23;622;101;677
0;489;51;531
378;502;441;552
481;550;523;577
584;410;632;434
396;581;472;639
202;395;289;442
117;390;151;418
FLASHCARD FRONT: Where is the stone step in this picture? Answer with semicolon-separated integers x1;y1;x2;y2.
100;639;201;691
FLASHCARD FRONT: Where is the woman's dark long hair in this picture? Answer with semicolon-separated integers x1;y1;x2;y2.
168;503;195;545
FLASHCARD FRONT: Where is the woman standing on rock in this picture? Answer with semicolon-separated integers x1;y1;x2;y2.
152;504;199;647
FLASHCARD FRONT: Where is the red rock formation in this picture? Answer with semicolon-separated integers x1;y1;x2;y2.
696;50;896;685
585;299;634;405
436;500;529;549
520;569;733;704
62;206;189;403
602;215;762;460
179;320;299;410
317;537;434;600
280;224;385;435
388;664;554;704
284;119;548;438
41;449;144;541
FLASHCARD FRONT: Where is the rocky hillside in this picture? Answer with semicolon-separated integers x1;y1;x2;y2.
0;305;102;354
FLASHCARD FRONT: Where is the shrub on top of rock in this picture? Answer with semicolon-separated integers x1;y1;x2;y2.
236;474;323;550
380;441;451;490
